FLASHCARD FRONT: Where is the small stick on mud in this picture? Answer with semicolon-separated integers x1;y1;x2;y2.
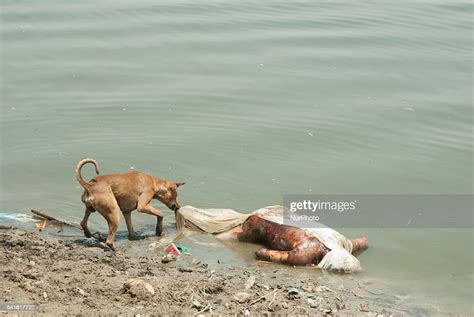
248;289;278;306
193;304;210;316
266;290;277;310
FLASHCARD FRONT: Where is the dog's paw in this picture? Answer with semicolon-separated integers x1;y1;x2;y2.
128;234;147;241
155;225;163;237
91;232;105;242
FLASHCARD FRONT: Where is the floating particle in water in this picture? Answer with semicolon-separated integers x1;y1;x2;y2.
123;108;127;111
259;63;264;67
402;107;415;112
307;132;314;137
10;107;16;111
130;166;135;170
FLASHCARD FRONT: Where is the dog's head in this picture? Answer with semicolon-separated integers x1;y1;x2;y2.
154;181;185;212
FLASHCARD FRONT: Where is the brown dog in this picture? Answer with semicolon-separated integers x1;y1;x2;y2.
76;158;185;250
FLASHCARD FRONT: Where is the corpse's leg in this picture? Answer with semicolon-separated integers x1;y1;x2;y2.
351;237;369;256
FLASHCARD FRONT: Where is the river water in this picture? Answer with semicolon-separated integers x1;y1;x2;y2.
1;1;472;314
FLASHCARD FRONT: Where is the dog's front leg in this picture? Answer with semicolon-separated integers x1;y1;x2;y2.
137;192;164;236
138;205;164;236
155;216;163;237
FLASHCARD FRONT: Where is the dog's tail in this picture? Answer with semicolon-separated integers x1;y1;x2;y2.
76;158;100;190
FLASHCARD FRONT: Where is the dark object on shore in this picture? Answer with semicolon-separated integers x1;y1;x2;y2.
31;209;82;230
0;224;12;230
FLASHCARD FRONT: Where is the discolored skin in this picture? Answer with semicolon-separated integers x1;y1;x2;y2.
237;215;368;266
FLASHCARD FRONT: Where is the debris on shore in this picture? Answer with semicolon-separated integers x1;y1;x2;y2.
1;228;400;315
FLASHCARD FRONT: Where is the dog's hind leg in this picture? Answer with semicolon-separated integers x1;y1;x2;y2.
94;192;121;251
80;206;95;238
123;211;135;240
102;210;120;251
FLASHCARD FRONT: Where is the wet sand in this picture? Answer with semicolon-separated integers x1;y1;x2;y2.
0;227;410;316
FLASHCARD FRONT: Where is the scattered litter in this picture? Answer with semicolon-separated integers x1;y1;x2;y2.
232;292;251;303
122;279;155;299
287;288;301;298
176;244;190;254
161;253;177;263
315;286;332;293
307;297;321;308
78;288;88;297
192;300;202;309
164;243;181;256
249;289;277;306
245;276;256;290
35;221;46;231
301;284;313;292
358;303;370;312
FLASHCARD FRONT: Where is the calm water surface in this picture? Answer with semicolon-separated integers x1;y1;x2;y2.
1;1;472;314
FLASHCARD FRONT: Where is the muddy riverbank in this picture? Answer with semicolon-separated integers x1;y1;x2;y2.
1;228;408;316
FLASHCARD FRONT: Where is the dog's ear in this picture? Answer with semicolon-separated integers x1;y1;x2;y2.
175;182;186;188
